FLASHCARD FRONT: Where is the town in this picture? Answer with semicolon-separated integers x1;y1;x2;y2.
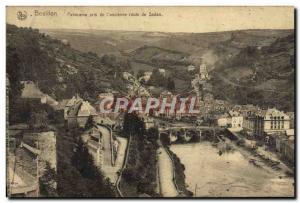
8;61;295;197
6;14;295;198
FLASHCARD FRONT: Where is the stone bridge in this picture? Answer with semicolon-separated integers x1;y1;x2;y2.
158;126;221;143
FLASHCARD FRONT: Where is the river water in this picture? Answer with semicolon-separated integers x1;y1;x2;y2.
170;142;294;197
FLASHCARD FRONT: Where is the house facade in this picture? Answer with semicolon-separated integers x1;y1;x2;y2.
217;110;243;132
254;108;290;137
77;101;98;128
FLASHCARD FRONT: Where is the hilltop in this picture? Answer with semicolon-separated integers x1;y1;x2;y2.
7;24;131;103
8;25;295;112
210;33;294;111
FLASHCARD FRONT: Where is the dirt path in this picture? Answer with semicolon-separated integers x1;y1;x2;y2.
158;146;179;197
97;125;112;166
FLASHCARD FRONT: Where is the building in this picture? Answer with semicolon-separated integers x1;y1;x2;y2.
64;95;82;119
140;71;153;82
77;101;98;128
217;115;228;127
142;116;155;130
228;110;243;128
187;65;196;72
41;95;58;107
254;108;290;137
213;99;232;113
156;91;174;118
237;104;261;117
199;64;209;80
158;68;166;77
21;81;44;99
21;81;58;109
286;112;295;129
67;100;83;128
269;134;294;164
243;115;255;135
203;93;214;103
216;110;243;132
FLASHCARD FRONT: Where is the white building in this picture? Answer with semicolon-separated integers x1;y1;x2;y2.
187;65;196;72
254;108;290;137
199;64;209;80
217;110;243;132
140;71;153;82
158;68;166;77
217;116;228;127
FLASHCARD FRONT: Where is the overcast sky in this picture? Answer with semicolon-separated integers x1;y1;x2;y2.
7;6;294;33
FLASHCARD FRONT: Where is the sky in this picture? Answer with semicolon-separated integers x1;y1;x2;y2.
6;6;294;33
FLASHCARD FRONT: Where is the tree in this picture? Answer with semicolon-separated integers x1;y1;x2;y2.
71;138;116;197
7;46;24;124
166;77;175;91
146;127;159;144
123;113;145;137
39;162;58;197
136;70;144;79
29;110;49;130
148;68;165;87
85;115;94;130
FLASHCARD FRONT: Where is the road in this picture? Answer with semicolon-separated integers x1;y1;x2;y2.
97;125;112;166
157;146;179;197
8;165;37;195
97;124;128;184
114;137;128;169
103;136;128;184
8;167;26;187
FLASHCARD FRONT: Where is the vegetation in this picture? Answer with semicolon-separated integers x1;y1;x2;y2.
165;148;193;197
39;162;58;197
120;113;160;197
57;127;116;197
84;115;95;130
6;24;129;104
72;137;116;197
28;110;49;130
7;45;24;125
160;132;193;197
145;68;175;91
211;34;294;111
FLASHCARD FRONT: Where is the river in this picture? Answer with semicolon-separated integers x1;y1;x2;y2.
170;142;294;197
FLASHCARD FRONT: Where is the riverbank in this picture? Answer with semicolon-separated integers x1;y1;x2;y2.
230;131;294;175
119;133;160;197
164;147;193;197
223;136;294;180
157;146;179;197
170;141;294;197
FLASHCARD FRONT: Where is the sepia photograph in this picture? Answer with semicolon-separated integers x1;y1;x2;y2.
6;6;295;198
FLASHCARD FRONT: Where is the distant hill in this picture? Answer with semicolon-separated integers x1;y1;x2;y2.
7;24;131;103
41;29;292;66
129;45;189;67
210;33;295;111
12;26;294;111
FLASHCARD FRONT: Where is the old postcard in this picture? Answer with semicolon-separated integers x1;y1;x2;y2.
6;6;295;198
